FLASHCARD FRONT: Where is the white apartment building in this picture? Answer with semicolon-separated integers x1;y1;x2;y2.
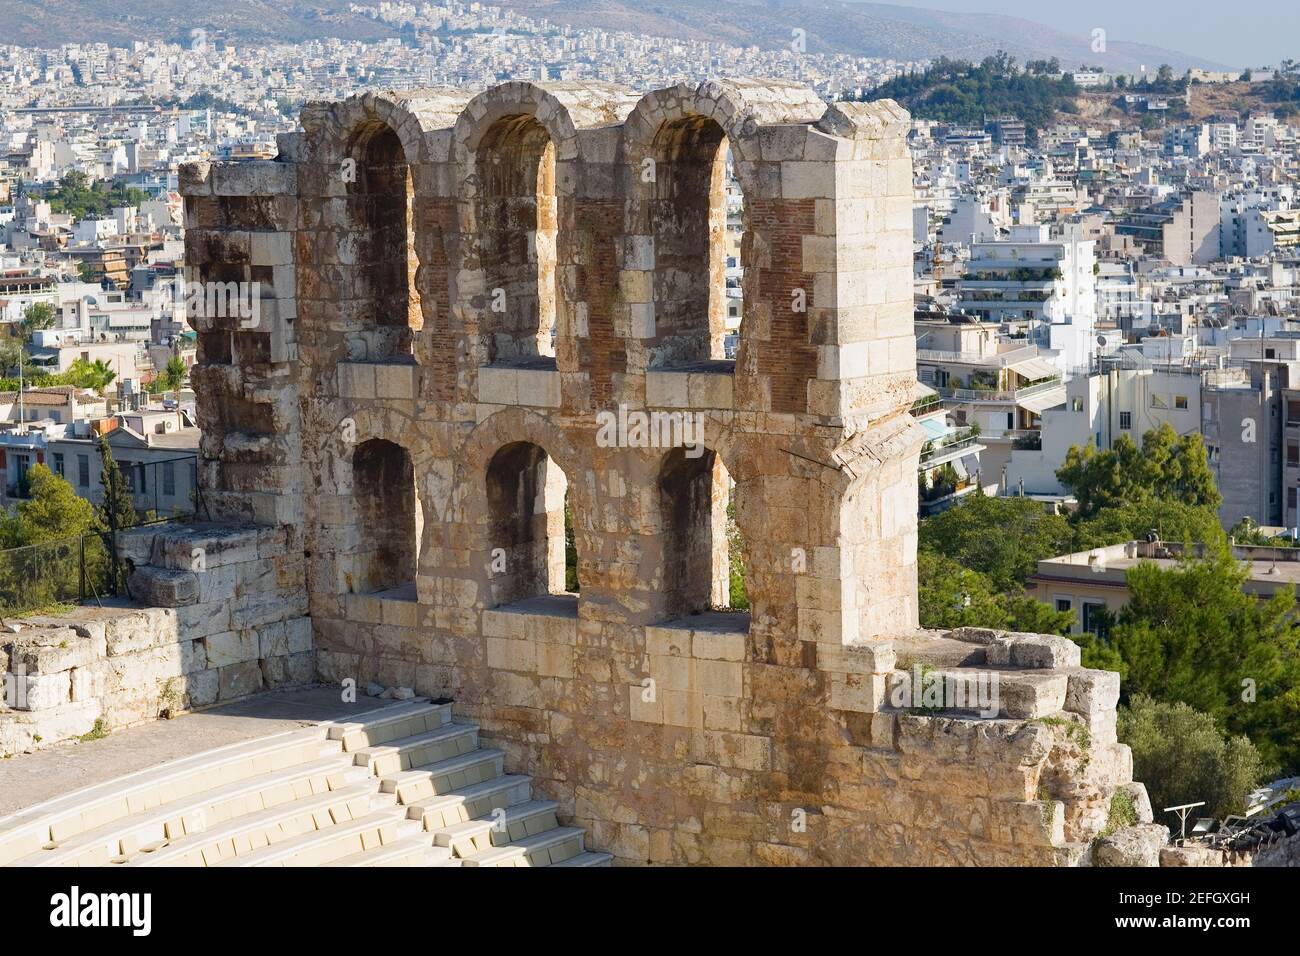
954;223;1098;370
1005;361;1204;496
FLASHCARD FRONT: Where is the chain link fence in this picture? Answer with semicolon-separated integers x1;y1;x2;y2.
0;531;116;615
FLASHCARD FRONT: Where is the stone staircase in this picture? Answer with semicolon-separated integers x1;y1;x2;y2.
0;699;611;868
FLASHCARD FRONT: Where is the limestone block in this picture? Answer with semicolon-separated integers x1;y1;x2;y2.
13;672;71;711
1159;845;1227;867
829;672;887;714
128;566;199;608
629;303;655;339
645;625;691;658
375;363;419;400
687;372;734;409
1119;782;1154;825
154;527;261;571
1064;667;1121;718
628;684;663;724
205;631;258;668
645;371;689;408
476;366;517;405
987;633;1081;669
9;628;95;674
217;660;264;700
249;231;293;266
186;669;220;708
692;630;745;662
1094;824;1169;867
212;161;296;197
515;369;561;407
818;641;895;675
947;627;1004;645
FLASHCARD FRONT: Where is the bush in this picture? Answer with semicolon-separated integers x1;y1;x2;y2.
1119;695;1264;819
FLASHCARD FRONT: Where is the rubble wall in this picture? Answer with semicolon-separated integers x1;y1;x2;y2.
0;524;311;755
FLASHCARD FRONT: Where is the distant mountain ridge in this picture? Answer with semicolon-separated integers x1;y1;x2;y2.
0;0;1229;74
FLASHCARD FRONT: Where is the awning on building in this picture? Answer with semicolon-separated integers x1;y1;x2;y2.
1018;387;1067;415
1007;356;1059;382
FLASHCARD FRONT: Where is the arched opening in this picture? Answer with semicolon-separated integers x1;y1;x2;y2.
476;115;558;367
485;441;573;606
722;148;746;361
352;438;421;594
347;122;420;361
657;447;744;616
647;116;738;370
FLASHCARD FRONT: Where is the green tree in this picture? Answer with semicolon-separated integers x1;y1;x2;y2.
0;337;24;376
20;302;56;337
77;262;97;284
1120;695;1264;819
97;440;138;533
1096;544;1300;770
1070;498;1227;551
917;551;1074;634
161;356;187;392
67;357;118;395
919;491;1074;591
1;464;96;547
0;464;106;611
1057;424;1220;519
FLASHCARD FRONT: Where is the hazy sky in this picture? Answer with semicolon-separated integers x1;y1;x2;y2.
869;0;1298;67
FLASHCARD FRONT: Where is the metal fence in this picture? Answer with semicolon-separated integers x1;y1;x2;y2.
119;455;205;521
0;452;208;614
0;530;116;614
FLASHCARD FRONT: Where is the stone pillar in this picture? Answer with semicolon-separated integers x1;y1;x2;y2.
179;157;304;538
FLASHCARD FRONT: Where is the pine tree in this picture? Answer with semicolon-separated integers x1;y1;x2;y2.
97;440;138;532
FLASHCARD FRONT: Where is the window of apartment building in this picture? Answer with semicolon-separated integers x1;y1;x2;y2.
1082;601;1109;637
1266;348;1277;359
136;463;146;495
52;453;64;477
1174;395;1188;410
1290;399;1300;424
1119;411;1132;430
1151;393;1168;409
163;461;175;497
1290;487;1298;512
77;454;89;488
1071;397;1083;412
1289;440;1299;467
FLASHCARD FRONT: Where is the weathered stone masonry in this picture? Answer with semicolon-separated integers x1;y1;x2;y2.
171;79;1150;865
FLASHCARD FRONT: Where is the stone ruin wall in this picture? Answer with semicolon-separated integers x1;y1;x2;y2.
167;79;1149;865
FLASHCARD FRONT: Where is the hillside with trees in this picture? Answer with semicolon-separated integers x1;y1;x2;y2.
855;53;1079;138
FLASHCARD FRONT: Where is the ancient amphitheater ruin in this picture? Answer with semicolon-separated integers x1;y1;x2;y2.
0;80;1192;867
